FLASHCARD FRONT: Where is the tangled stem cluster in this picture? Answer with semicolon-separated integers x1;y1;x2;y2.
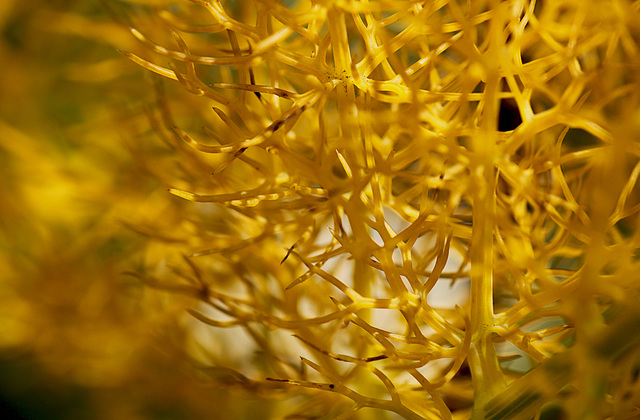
118;0;640;418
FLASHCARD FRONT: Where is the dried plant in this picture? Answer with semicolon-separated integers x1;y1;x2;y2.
111;0;640;418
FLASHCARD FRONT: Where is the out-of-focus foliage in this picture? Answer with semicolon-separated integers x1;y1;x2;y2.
0;0;280;418
2;0;640;419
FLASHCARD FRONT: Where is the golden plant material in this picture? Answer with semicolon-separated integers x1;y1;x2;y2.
111;0;640;418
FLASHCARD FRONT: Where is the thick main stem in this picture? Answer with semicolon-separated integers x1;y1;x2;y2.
469;3;508;418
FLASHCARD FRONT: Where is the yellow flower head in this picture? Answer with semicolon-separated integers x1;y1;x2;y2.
114;0;640;418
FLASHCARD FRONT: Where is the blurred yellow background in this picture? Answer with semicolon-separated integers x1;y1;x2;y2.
0;1;278;418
